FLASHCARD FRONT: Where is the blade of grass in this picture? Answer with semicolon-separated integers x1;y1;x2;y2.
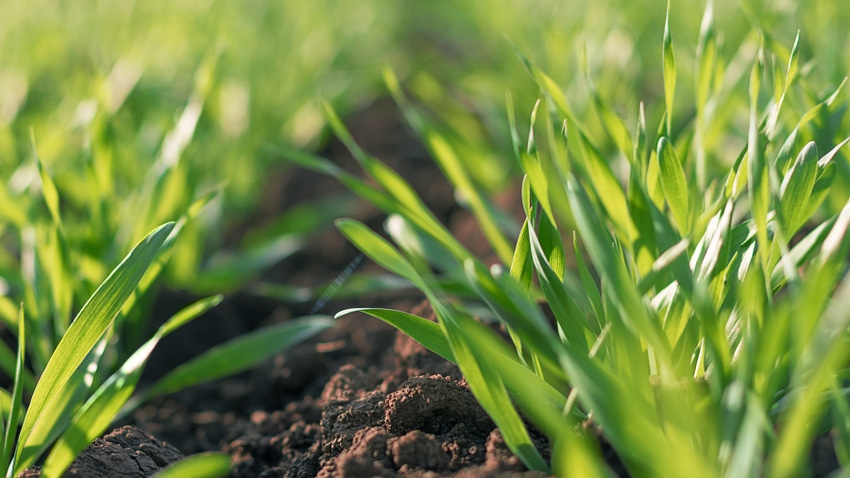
337;308;454;363
657;137;691;236
14;222;175;474
662;0;677;136
1;307;25;474
40;295;223;478
142;316;333;398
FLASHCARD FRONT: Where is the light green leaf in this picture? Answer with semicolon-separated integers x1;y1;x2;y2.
696;0;716;108
40;295;222;478
656;137;691;236
662;0;677;135
1;307;25;474
336;219;423;285
747;45;769;270
145;316;332;397
338;308;454;363
527;219;588;353
15;222;175;474
778;142;819;236
509;218;534;291
576;131;636;243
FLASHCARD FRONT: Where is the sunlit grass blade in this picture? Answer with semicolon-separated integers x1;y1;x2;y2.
553;433;616;478
40;295;222;478
142;315;332;398
747;43;769;271
575;132;637;244
384;68;514;263
451;312;570;434
527;218;589;353
586;84;634;161
662;0;677;136
340;219;548;469
657;137;691;236
509;217;534;291
282;136;471;265
14;222;175;474
337;308;454;363
434;302;548;471
768;281;850;477
565;175;669;363
336;218;426;286
1;307;25;475
696;0;716;110
778;142;818;236
151;452;231;478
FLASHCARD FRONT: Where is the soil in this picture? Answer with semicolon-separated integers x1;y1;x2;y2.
23;98;842;477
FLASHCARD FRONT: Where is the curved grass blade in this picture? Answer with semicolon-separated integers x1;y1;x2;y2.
1;307;25;475
384;69;514;263
40;295;223;478
338;218;548;470
662;0;677;136
14;222;175;474
778;142;818;236
747;43;769;270
143;316;333;398
657;137;691;236
338;308;454;363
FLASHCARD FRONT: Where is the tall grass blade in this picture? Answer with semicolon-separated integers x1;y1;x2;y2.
657;137;691;236
14;222;175;474
1;307;25;475
662;0;677;136
40;296;223;478
143;316;332;398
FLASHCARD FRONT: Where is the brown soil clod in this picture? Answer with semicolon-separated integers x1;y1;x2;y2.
20;426;183;478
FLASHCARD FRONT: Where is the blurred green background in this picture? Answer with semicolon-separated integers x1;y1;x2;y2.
0;0;847;294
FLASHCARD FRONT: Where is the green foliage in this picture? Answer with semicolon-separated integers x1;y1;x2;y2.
313;7;850;476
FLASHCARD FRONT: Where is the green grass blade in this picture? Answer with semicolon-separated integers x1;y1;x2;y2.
151;452;231;478
14;222;175;473
662;0;677;136
427;131;514;263
284;136;471;265
696;0;716;109
1;307;25;475
778;142;819;236
573;232;604;334
436;303;548;471
384;70;514;263
338;308;454;363
336;219;425;285
40;295;222;478
509;217;534;291
747;45;769;271
144;316;332;397
588;87;634;161
657;137;691;236
575;131;636;243
452;314;569;437
566;175;669;363
527;220;589;353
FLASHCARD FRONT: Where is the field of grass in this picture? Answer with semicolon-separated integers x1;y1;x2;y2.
1;0;849;476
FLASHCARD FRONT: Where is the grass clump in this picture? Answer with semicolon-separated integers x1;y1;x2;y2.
298;4;850;476
0;140;332;478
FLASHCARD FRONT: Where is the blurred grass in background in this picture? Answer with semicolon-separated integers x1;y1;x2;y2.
0;0;847;290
